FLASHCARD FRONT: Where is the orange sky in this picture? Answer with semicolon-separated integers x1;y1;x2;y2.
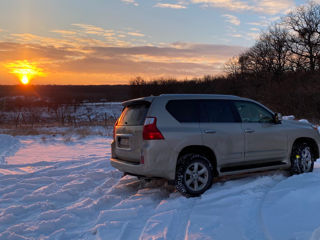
0;0;298;85
0;40;245;85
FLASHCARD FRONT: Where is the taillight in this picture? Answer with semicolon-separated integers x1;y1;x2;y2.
143;117;164;140
113;119;118;140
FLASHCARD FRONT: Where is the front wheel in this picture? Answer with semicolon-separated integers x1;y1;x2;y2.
290;142;314;174
175;154;213;197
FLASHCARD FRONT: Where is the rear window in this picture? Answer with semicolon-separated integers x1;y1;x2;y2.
199;100;238;123
166;100;199;123
118;102;150;126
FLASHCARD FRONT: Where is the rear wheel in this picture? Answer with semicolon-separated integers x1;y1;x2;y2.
175;154;213;197
290;142;314;174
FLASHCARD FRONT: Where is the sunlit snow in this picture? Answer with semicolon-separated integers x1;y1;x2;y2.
0;134;320;239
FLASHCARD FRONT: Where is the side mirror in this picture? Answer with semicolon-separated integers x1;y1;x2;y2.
274;112;282;124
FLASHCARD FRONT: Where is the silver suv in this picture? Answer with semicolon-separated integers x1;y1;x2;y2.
111;94;320;196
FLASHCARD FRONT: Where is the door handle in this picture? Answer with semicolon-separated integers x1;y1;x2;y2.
244;129;255;133
204;130;216;134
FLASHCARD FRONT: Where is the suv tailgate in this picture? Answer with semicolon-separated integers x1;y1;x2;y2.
114;101;150;163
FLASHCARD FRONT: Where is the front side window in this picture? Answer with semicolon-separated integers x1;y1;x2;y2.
234;101;274;123
199;100;238;123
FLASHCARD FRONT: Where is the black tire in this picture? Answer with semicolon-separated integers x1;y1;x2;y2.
175;154;213;197
290;142;314;174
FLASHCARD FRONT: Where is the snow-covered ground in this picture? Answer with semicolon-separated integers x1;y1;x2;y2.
1;134;320;240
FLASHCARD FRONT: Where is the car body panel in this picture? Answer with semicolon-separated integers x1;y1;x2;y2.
114;125;144;163
242;122;288;163
200;122;244;168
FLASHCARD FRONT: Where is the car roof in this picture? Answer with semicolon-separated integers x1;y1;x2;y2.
122;94;247;106
158;94;243;100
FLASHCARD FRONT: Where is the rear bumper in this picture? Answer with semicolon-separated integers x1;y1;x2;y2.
110;157;175;180
111;138;177;180
110;157;144;176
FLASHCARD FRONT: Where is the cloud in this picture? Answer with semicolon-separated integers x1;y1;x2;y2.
223;14;240;26
247;16;280;28
91;43;244;59
121;0;139;6
258;0;294;14
127;32;145;37
246;32;259;40
154;3;187;9
248;21;267;27
250;27;260;31
0;42;81;63
189;0;294;15
7;23;150;49
0;23;246;84
51;30;77;35
72;24;106;35
0;39;245;84
4;60;46;80
230;34;243;38
191;0;250;11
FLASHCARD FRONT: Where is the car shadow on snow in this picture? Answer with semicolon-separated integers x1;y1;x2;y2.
112;175;176;199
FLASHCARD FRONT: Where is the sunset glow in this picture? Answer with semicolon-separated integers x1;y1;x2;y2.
21;75;29;85
4;60;45;85
0;0;308;84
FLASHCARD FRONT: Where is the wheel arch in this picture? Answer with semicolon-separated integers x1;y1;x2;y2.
177;145;218;176
292;137;319;159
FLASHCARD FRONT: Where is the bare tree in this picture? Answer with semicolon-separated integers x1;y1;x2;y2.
238;24;291;76
236;41;271;75
50;103;70;126
224;56;241;77
285;1;320;71
264;24;291;75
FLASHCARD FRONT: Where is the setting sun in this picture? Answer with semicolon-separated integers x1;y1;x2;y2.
4;60;45;85
21;75;29;85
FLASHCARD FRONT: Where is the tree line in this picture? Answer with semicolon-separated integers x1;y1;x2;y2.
0;85;130;105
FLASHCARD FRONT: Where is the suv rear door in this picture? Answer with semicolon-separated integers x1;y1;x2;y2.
114;101;150;163
199;100;244;170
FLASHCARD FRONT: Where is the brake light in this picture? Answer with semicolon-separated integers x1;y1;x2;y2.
113;119;118;140
143;117;164;140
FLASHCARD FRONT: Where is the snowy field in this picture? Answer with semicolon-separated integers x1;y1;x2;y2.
0;100;123;127
1;134;320;240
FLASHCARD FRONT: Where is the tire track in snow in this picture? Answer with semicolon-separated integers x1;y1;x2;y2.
257;172;288;240
92;177;175;239
138;192;198;240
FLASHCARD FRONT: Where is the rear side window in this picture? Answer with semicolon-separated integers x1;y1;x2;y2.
166;100;199;123
118;102;150;126
200;100;238;123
